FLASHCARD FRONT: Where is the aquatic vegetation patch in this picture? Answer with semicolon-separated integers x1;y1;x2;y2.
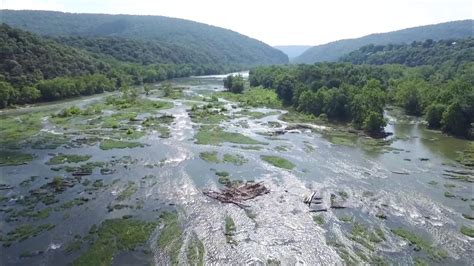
233;145;264;150
456;142;474;168
186;235;205;266
73;218;158;266
195;126;264;145
30;133;70;149
59;197;90;210
116;181;138;201
349;222;385;252
223;153;248;165
274;145;289;152
313;215;325;225
47;153;92;165
279;110;319;124
52;161;105;176
0;150;34;166
460;225;474;237
0;113;44;147
215;171;230;177
225;216;236;244
1;224;55;247
199;151;220;163
8;207;52;221
214;87;282;108
188;103;228;124
99;139;145;150
105;96;173;113
260;155;295;170
157;212;183;265
391;228;448;260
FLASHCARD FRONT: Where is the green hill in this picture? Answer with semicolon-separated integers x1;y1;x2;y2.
339;38;474;68
293;20;473;64
0;23;105;86
0;10;288;66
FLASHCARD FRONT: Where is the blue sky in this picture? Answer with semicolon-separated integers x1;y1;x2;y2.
1;0;472;45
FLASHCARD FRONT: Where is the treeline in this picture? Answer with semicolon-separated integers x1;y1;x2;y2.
249;62;473;138
340;38;474;69
0;24;241;108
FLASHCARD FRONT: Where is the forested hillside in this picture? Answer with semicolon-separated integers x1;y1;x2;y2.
293;20;473;63
0;10;288;66
54;36;214;65
0;24;240;107
340;38;474;68
249;60;473;139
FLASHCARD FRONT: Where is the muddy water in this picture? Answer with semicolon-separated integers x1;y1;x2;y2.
0;73;473;265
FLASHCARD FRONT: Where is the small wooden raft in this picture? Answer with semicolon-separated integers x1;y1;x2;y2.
203;182;270;208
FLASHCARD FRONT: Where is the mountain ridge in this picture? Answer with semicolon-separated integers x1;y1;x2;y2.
293;20;473;63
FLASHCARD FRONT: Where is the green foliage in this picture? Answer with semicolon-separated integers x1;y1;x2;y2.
199;151;220;163
46;154;92;165
74;219;158;266
214;87;282;108
224;216;236;244
425;104;446;128
250;59;473;139
341;38;474;68
99;140;144;150
391;228;448;260
2;10;288;66
441;101;470;137
460;225;474;238
116;181;138;201
363;111;386;135
0;150;34;166
294;20;473;63
195;126;264;145
157;212;183;265
260;155;295;170
224;74;245;93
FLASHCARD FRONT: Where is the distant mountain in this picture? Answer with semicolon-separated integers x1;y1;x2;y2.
274;45;311;59
0;10;288;67
293;20;473;64
340;38;474;68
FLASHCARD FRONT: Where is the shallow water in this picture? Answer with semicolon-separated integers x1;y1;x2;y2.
1;74;473;265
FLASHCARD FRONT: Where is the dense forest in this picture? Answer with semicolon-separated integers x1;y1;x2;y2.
249;59;473;138
0;24;242;107
340;38;474;68
0;10;288;66
293;20;473;63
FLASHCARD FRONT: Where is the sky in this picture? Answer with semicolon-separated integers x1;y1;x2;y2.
1;0;472;46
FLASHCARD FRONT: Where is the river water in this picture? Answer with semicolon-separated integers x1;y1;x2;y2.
0;73;472;265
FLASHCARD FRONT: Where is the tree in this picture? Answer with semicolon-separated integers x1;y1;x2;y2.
18;86;41;104
274;74;296;106
144;84;152;96
223;75;244;94
425;104;446;129
441;102;469;137
0;81;16;108
363;111;386;135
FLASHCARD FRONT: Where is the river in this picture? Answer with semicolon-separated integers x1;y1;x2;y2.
0;73;472;265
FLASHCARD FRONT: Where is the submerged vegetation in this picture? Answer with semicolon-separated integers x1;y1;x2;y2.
73;219;158;266
195;126;264;145
260;155;295;170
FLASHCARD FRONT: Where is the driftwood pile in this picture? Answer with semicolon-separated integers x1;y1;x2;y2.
203;181;269;208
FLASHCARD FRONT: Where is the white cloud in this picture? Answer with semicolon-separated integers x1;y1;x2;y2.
1;0;472;45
